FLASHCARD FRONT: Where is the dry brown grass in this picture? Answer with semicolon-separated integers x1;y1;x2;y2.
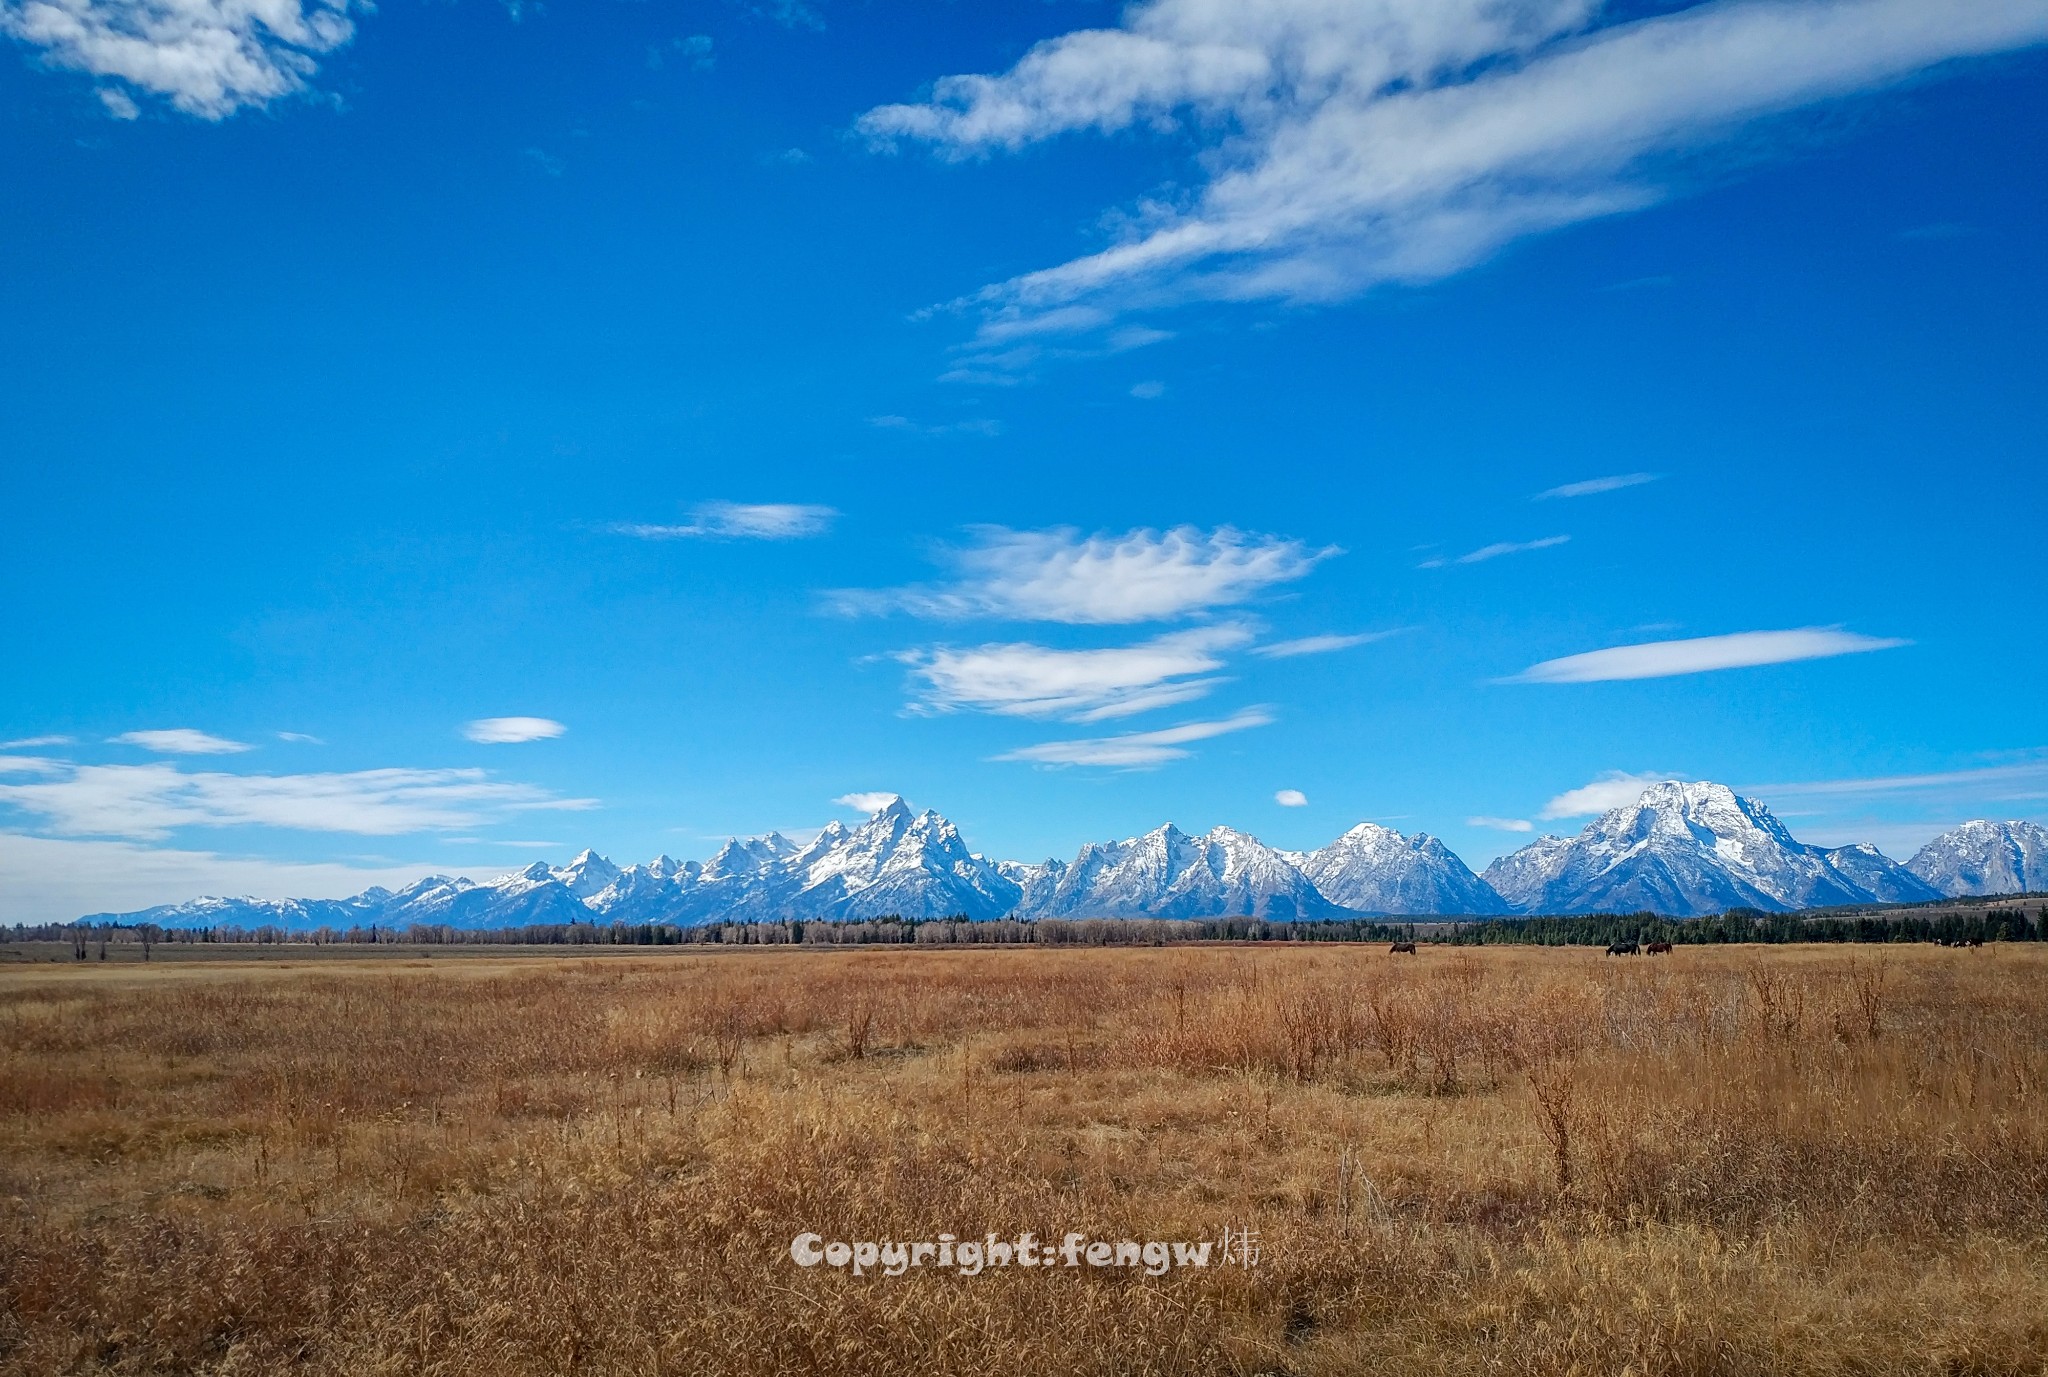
3;943;2045;1375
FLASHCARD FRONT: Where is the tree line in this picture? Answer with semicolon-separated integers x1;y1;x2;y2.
9;902;2042;953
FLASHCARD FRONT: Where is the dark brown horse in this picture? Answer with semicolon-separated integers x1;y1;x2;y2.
1389;941;1418;955
1645;941;1674;954
1605;940;1640;956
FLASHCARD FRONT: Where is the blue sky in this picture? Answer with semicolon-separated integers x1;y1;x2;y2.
1;0;2045;920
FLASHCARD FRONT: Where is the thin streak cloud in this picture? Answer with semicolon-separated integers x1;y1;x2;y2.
1251;631;1397;658
993;708;1274;768
1535;472;1660;500
110;729;252;755
612;501;837;540
0;761;595;841
462;717;567;744
1507;628;1909;683
1419;535;1569;569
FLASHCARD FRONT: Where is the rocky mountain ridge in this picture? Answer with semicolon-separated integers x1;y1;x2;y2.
81;789;2041;929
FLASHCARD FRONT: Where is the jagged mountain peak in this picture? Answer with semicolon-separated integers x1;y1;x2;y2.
555;849;622;898
1297;818;1508;916
1908;819;2048;896
704;833;798;879
78;788;1961;929
1483;779;1936;916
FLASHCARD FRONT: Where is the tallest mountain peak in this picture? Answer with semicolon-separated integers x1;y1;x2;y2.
1484;779;1934;916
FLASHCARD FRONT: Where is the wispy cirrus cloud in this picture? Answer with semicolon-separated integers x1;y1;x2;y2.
1419;535;1569;569
831;525;1337;624
858;0;2048;341
0;761;595;841
1;0;361;119
1251;631;1397;658
1738;756;2048;801
899;624;1252;723
613;500;838;541
994;707;1273;768
1508;628;1908;684
1468;815;1535;832
1535;472;1660;500
110;728;251;755
0;735;73;749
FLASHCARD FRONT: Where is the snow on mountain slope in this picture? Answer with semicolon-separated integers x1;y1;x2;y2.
1481;781;1938;916
553;849;622;899
1907;820;2048;896
75;788;1969;927
80;892;388;929
995;857;1067;913
789;799;1021;919
1293;823;1509;916
1028;823;1342;919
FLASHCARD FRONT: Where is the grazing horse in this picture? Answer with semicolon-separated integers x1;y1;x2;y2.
1605;940;1640;956
1645;940;1674;955
1389;941;1418;955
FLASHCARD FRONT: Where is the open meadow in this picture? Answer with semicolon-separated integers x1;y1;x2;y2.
3;942;2045;1375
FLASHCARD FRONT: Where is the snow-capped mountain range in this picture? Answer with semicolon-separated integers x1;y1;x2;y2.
1480;781;1940;918
80;789;2045;930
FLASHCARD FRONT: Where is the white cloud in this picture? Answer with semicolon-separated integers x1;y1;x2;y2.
0;761;595;841
1;0;361;120
1535;472;1659;500
833;791;903;814
1130;380;1167;399
462;717;567;744
899;624;1250;722
1419;535;1569;569
1539;770;1675;818
1275;788;1308;807
0;756;67;776
859;0;2048;337
0;735;73;749
1508;628;1909;683
110;728;251;755
1468;815;1535;832
1739;757;2048;800
613;500;837;540
0;832;517;925
1251;631;1394;658
832;524;1336;624
993;707;1273;767
276;731;323;744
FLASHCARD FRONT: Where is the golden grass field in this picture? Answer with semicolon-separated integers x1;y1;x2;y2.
3;942;2045;1375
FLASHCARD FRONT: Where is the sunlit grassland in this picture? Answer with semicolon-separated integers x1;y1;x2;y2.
3;943;2045;1374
